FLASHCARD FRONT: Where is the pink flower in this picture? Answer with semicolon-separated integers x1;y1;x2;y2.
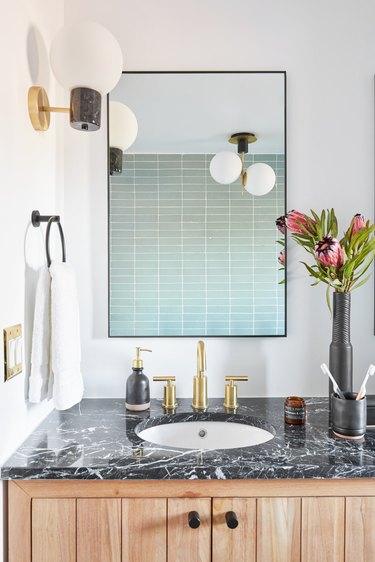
276;215;286;235
315;236;344;269
278;250;285;265
285;210;314;235
351;213;366;237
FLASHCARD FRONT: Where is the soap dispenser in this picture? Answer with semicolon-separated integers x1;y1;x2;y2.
125;347;152;411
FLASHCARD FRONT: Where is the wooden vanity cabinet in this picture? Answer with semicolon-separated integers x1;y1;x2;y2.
8;479;375;562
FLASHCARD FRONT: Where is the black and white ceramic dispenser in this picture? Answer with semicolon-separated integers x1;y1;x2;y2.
125;347;152;411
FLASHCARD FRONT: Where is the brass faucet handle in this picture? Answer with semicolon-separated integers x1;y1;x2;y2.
153;377;177;409
224;376;248;409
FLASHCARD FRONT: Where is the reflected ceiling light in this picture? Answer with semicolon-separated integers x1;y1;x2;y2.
209;151;242;185
28;21;123;132
109;101;138;175
210;132;276;196
246;162;276;196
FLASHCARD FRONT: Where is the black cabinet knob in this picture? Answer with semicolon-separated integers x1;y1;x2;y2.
225;511;239;529
188;511;201;529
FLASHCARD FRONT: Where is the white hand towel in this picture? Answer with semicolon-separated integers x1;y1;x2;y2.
29;266;52;402
49;261;84;410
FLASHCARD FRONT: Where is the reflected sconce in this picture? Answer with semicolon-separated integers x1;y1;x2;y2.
209;132;276;196
28;21;123;132
109;101;138;174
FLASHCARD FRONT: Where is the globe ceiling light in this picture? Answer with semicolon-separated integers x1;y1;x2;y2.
109;101;138;174
28;21;123;132
245;162;276;196
210;132;276;196
209;151;242;185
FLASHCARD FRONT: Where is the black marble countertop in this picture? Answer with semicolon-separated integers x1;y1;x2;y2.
2;397;375;480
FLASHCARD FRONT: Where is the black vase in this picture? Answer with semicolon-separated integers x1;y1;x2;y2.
329;292;353;397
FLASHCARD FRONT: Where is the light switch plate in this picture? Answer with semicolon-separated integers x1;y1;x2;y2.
3;324;23;381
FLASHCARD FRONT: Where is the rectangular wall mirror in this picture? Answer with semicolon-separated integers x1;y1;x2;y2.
108;71;286;337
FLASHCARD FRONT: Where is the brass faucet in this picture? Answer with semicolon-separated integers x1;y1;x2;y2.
192;340;208;410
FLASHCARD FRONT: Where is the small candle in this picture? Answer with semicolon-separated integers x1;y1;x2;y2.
284;396;306;425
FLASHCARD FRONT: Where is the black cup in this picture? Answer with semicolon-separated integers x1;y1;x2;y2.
331;392;367;439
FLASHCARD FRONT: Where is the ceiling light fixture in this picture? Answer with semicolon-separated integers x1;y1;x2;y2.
28;21;123;132
109;101;138;174
209;132;276;196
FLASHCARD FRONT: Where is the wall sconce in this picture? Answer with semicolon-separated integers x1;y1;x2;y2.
109;101;138;174
209;132;276;196
28;21;123;132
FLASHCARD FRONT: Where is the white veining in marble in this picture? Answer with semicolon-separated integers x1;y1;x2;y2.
2;398;375;480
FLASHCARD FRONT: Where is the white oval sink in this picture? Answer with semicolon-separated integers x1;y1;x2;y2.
137;420;274;450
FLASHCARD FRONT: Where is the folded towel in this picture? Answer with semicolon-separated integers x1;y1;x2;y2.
49;261;84;410
29;266;52;402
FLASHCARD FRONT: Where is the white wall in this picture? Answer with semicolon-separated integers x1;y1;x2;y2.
0;0;374;557
63;0;375;403
0;0;63;559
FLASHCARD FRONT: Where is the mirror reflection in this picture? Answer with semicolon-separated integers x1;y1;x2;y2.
108;72;286;337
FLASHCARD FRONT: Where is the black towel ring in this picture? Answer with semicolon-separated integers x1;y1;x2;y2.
46;216;66;267
31;210;66;267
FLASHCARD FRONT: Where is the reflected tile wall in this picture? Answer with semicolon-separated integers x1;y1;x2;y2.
109;154;285;336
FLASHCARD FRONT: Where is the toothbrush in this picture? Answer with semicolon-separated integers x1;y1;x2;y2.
356;364;375;400
320;363;346;399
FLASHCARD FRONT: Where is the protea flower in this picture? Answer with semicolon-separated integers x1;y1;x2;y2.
285;210;315;235
315;236;344;269
278;250;285;265
276;215;286;235
351;213;366;237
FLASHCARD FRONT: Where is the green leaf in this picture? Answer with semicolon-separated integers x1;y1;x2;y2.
310;209;320;224
327;209;332;235
349;225;375;253
298;223;314;237
352;256;375;281
305;216;317;236
331;211;338;238
321;209;326;235
343;260;356;279
351;245;375;270
326;285;332;315
351;273;372;291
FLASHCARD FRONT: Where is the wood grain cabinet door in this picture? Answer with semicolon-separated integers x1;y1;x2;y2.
212;498;256;562
346;497;375;562
257;497;301;562
301;497;344;562
32;498;76;562
167;498;211;562
122;498;167;562
77;498;121;562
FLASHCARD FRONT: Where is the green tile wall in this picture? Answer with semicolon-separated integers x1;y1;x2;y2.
109;154;285;336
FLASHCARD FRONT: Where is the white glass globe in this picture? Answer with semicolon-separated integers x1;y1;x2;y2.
109;102;138;151
209;151;242;185
245;163;276;196
50;21;123;94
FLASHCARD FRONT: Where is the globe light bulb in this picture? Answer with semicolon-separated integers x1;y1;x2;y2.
109;101;138;151
245;163;276;196
209;151;242;185
50;21;123;95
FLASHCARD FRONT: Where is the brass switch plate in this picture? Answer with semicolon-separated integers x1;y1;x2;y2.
3;324;23;381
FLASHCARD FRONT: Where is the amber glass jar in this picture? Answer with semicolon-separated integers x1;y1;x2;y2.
284;396;306;425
